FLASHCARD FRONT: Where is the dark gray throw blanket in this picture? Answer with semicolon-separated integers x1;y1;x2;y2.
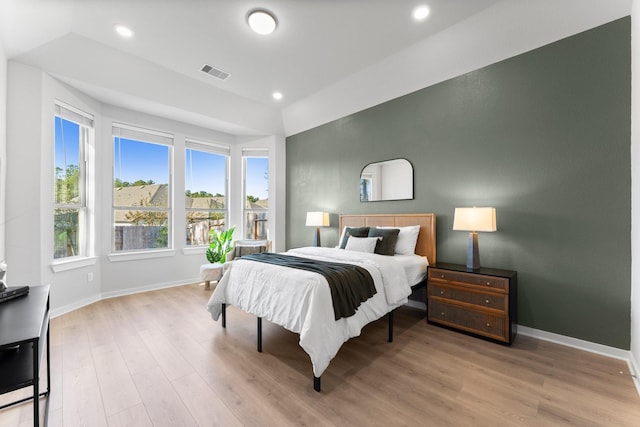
241;252;377;320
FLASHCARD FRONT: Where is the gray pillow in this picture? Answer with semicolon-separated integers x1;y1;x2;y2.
368;228;400;256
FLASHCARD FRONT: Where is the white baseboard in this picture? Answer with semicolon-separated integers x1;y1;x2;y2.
50;277;203;319
51;294;102;318
628;353;640;397
517;325;631;360
100;277;201;301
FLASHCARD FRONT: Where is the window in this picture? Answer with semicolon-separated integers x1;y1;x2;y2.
54;104;93;259
242;149;269;240
113;124;172;252
185;141;229;246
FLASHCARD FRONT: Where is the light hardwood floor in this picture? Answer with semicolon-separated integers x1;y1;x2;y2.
1;283;639;426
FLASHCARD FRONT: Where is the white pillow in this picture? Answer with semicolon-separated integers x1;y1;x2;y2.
344;236;378;253
377;225;420;255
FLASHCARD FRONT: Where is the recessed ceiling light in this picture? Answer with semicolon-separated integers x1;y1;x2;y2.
114;24;134;39
247;9;278;35
412;5;430;21
272;92;283;100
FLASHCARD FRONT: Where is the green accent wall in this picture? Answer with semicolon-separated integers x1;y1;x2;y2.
286;18;631;349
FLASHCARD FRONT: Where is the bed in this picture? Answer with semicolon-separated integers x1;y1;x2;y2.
206;213;436;391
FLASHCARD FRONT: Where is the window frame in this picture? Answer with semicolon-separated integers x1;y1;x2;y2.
52;102;94;264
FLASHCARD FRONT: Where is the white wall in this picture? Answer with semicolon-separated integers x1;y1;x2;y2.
6;63;44;287
7;62;103;310
0;39;7;263
630;0;640;374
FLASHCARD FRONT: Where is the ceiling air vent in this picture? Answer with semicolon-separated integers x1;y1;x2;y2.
200;64;231;81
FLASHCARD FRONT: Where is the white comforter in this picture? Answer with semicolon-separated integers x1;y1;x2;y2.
206;247;412;377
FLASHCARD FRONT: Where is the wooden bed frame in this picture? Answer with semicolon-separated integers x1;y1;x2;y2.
221;213;437;392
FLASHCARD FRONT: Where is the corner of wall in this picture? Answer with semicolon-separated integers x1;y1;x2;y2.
630;0;640;383
0;40;7;262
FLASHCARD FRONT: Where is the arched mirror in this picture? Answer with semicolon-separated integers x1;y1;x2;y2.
360;158;413;202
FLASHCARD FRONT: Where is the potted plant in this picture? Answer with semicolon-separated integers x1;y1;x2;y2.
206;226;235;264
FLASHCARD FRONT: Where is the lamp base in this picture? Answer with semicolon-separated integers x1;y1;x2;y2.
313;227;321;247
466;231;480;270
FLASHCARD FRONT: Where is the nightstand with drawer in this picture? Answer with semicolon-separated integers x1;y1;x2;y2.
427;263;517;344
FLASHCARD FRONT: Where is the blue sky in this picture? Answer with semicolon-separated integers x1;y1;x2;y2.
113;137;269;199
114;137;169;186
185;148;226;195
54;117;80;172
245;157;269;200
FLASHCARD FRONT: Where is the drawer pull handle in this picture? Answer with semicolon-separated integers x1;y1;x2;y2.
440;274;445;279
485;299;490;304
440;291;445;295
486;323;491;327
486;282;491;286
440;312;445;316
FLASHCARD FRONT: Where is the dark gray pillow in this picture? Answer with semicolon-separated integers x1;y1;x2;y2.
339;227;370;249
368;228;400;256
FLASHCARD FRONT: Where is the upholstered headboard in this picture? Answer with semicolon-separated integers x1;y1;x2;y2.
339;213;436;264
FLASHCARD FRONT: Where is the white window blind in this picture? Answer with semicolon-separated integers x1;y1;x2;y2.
242;148;268;157
186;139;230;156
112;123;173;145
55;103;94;128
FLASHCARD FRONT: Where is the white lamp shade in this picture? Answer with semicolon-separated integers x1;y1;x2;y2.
453;207;497;232
306;211;330;227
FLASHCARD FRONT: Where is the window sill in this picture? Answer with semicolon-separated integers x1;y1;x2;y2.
51;256;98;273
183;246;206;256
108;249;176;262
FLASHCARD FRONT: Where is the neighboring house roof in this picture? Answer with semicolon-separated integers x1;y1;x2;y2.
187;196;225;209
113;185;268;224
114;184;168;208
114;184;168;224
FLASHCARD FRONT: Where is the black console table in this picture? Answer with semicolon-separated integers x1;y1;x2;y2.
0;285;50;426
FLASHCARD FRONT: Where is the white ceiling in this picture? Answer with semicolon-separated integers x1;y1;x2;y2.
0;0;633;137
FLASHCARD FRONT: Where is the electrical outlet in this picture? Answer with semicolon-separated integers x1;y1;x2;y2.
88;272;94;282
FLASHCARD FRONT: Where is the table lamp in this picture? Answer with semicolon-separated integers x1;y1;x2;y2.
453;207;497;270
306;211;329;247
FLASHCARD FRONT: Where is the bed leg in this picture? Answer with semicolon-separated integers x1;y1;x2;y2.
388;310;394;343
257;317;262;352
221;303;226;328
313;375;321;392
